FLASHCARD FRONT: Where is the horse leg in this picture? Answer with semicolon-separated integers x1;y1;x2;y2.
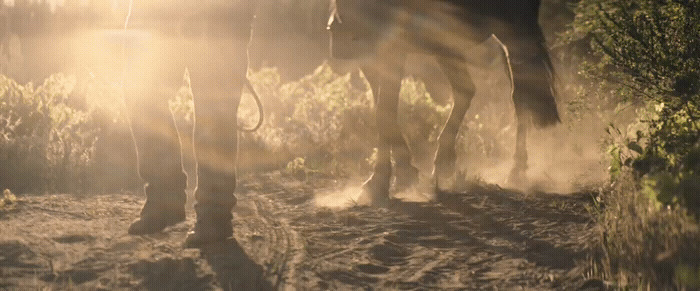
435;56;476;190
508;103;529;186
393;136;421;192
495;27;560;187
488;34;530;187
363;67;421;193
359;54;408;205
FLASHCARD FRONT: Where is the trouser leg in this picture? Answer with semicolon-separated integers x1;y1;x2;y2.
185;3;255;246
126;69;187;235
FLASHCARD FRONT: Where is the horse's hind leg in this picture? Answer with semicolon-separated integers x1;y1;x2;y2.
508;103;529;186
490;35;529;187
435;57;476;190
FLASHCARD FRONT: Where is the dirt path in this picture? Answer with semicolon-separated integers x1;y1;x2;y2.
0;171;595;290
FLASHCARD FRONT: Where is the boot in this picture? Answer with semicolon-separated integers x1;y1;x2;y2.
128;185;187;235
128;203;186;235
183;203;234;248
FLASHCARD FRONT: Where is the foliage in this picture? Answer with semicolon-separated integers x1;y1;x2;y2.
240;63;451;177
398;76;451;146
570;0;700;288
398;76;451;171
0;63;452;193
0;74;99;193
169;68;195;124
590;172;700;289
570;0;700;214
570;0;700;104
0;189;17;209
240;63;375;176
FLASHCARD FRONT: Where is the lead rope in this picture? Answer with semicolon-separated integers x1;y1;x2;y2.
121;1;262;135
120;0;143;181
240;79;264;132
236;2;264;132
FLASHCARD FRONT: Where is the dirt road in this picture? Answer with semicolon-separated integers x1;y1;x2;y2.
1;171;595;290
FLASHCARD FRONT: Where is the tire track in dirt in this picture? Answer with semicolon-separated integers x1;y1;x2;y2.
236;171;595;289
233;195;307;289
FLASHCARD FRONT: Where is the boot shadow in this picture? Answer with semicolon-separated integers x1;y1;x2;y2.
199;238;274;291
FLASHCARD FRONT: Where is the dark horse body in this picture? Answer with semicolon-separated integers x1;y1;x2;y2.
328;0;559;205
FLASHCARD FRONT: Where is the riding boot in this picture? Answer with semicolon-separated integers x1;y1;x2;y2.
184;166;238;248
126;103;188;235
128;171;188;235
182;2;255;248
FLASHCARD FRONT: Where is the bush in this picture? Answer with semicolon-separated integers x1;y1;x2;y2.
238;63;451;178
593;171;700;289
0;74;99;193
569;0;700;288
0;63;461;192
398;76;451;173
239;63;375;176
571;0;700;215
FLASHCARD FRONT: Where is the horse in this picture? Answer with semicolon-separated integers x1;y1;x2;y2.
327;0;560;205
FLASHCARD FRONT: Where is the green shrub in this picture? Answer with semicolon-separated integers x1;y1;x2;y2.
0;62;456;192
239;63;375;176
238;63;451;177
571;0;700;215
593;171;700;289
569;0;700;288
0;74;100;193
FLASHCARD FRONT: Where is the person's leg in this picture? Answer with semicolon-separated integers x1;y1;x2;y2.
184;2;256;247
125;39;187;235
127;98;188;234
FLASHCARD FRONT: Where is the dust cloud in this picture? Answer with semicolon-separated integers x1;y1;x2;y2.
1;0;607;196
315;186;365;209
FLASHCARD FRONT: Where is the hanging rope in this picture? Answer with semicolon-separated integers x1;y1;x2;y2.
120;1;263;132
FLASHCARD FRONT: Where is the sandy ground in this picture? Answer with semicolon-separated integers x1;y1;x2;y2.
0;171;596;290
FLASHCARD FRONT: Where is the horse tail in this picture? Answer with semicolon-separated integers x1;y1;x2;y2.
508;5;560;129
529;27;560;128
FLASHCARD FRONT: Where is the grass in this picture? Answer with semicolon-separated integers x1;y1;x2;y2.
1;189;17;209
589;171;700;289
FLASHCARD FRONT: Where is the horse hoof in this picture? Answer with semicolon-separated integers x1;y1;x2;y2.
506;168;528;188
434;157;457;192
357;182;390;207
394;165;420;193
435;173;457;192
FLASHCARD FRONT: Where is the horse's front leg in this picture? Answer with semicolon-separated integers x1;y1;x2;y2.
359;54;409;206
435;57;476;190
363;67;420;195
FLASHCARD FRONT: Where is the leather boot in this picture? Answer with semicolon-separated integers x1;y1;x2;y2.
128;203;186;235
128;184;187;235
183;203;234;248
